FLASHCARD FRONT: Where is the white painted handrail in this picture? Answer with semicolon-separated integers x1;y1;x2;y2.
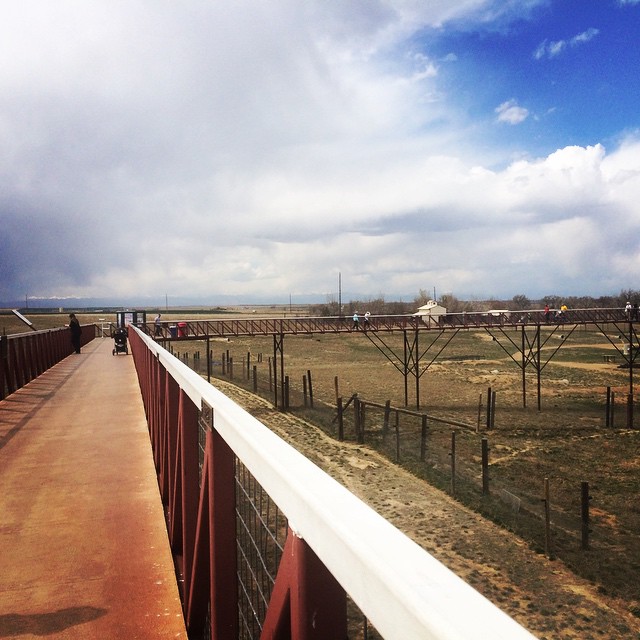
134;327;537;640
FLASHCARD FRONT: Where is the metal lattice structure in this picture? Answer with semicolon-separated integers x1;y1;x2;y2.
235;460;288;638
0;325;95;400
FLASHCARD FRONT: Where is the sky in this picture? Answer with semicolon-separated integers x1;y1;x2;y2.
1;0;640;307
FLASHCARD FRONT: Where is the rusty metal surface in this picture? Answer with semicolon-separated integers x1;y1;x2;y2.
0;339;187;639
145;307;630;341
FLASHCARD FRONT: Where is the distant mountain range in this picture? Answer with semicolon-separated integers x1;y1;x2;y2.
0;293;350;310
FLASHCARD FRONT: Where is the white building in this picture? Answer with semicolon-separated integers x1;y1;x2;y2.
413;300;447;325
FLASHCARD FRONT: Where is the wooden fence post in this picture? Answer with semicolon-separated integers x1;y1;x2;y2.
486;387;492;430
307;370;314;408
252;365;258;392
611;391;615;427
420;414;428;462
395;410;400;463
334;376;340;406
382;400;391;441
337;397;344;441
450;431;456;496
481;438;490;495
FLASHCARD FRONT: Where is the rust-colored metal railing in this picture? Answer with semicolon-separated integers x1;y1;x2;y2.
142;307;628;341
128;325;538;640
0;325;95;400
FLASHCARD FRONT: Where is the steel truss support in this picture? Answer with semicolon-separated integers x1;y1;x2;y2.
273;333;285;410
486;324;576;410
261;529;348;639
363;328;459;409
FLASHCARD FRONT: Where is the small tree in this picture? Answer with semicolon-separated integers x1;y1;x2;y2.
414;288;433;307
511;294;531;310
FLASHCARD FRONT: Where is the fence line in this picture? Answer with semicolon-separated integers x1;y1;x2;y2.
180;346;632;578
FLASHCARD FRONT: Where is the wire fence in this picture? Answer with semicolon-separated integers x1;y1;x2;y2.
235;458;288;639
196;387;382;639
175;341;640;607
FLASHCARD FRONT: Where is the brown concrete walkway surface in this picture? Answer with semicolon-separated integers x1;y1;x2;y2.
0;338;187;639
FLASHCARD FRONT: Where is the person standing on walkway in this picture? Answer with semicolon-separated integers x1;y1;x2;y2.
352;312;359;330
154;313;162;337
69;313;82;354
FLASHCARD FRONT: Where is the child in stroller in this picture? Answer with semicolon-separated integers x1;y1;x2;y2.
112;326;129;355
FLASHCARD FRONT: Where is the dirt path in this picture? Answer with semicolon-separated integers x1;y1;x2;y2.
215;379;640;640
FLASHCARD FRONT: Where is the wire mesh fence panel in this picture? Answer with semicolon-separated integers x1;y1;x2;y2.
235;459;288;640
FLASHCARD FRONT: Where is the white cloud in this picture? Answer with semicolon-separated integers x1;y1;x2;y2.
495;100;529;125
571;27;600;45
534;27;599;59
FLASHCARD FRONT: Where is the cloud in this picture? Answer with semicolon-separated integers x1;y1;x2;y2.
534;27;600;60
495;100;529;125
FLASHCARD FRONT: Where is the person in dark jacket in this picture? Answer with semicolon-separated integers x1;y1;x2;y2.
69;313;82;354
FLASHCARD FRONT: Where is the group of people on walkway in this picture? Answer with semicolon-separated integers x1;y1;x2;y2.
625;301;639;321
543;303;569;323
352;311;371;330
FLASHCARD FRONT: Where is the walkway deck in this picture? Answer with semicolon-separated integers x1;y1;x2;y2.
0;338;187;639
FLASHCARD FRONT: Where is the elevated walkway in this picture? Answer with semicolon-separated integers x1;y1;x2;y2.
0;338;187;638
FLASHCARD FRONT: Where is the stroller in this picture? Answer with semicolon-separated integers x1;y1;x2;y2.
112;327;129;356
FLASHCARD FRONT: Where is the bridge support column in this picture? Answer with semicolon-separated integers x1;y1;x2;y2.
273;333;285;410
261;528;347;639
521;326;526;409
628;321;636;428
401;330;421;409
185;408;238;639
519;325;542;410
